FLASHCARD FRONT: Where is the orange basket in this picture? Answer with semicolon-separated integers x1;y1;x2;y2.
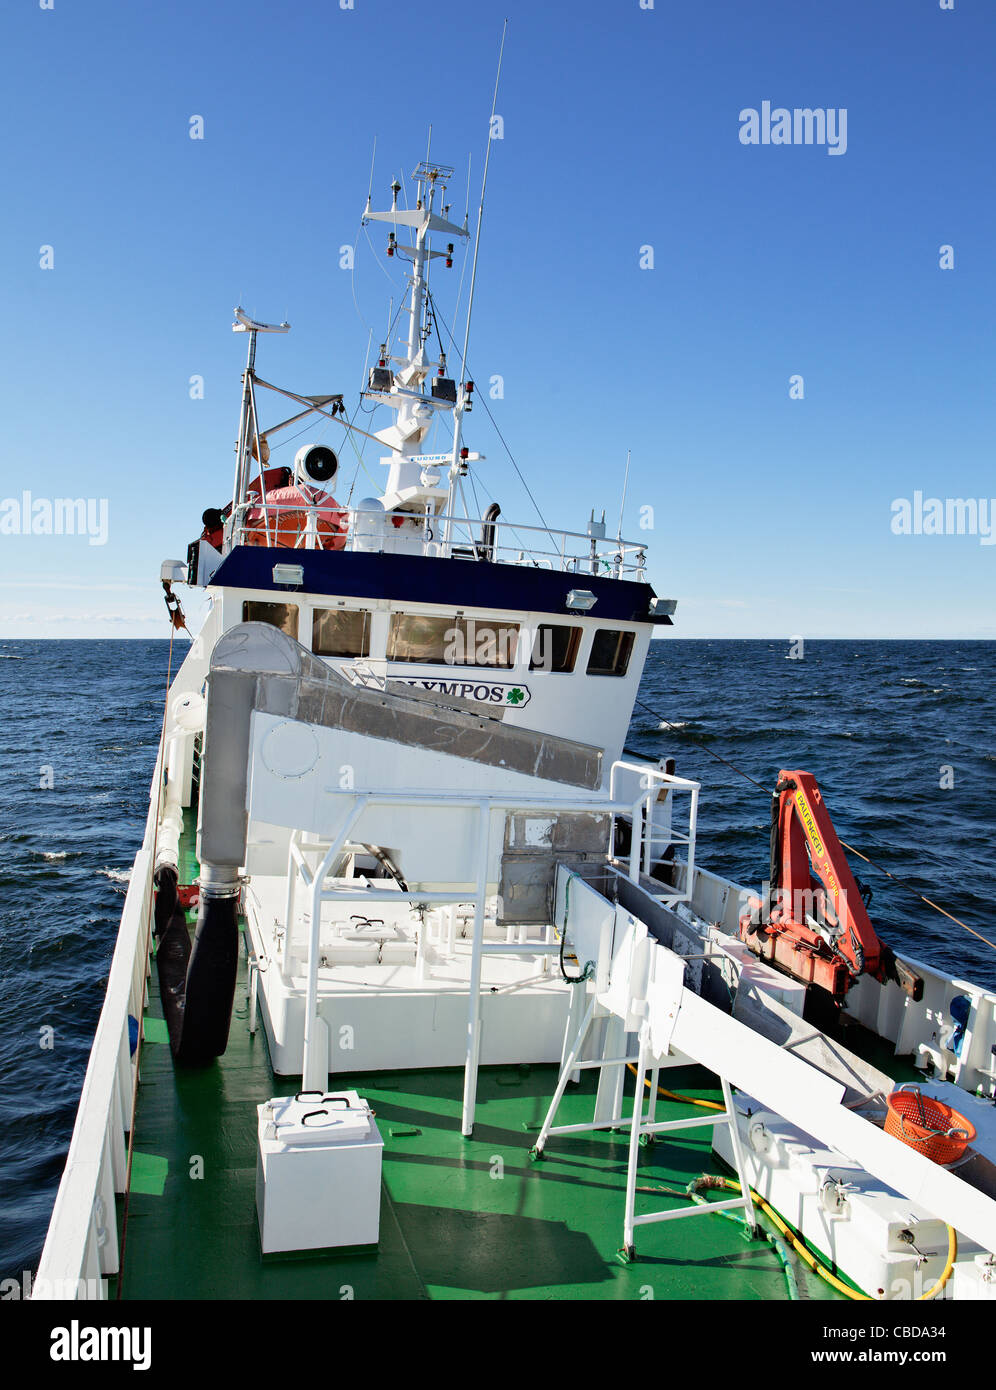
885;1086;976;1166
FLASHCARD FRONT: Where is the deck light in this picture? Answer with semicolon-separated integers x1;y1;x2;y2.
566;589;597;611
272;564;304;587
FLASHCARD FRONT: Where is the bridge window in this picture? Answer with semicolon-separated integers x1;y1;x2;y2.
388;614;519;667
243;601;298;640
586;628;635;677
530;624;582;672
313;608;371;657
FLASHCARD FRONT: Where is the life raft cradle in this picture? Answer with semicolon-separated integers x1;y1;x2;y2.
197;468;349;552
243;483;349;550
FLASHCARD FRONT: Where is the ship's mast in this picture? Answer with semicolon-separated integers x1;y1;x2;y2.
362;164;471;507
406;168;431;366
228;308;290;551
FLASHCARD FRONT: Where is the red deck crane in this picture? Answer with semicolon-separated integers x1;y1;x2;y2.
739;770;923;1004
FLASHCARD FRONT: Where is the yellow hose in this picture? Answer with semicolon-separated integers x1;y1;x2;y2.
704;1176;956;1302
707;1176;871;1300
628;1068;958;1300
918;1223;957;1301
627;1062;724;1111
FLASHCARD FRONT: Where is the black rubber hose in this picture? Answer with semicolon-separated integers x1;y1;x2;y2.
172;894;240;1065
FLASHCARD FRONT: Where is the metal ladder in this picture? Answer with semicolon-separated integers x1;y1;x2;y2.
531;994;758;1260
620;1023;756;1260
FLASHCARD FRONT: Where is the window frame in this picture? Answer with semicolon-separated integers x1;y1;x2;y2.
242;600;299;640
312;606;372;658
529;623;583;673
386;613;520;668
585;628;636;677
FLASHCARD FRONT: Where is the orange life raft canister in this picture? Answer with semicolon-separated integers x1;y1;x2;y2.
244;484;349;550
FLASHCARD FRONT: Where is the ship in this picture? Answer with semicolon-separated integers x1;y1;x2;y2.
32;155;996;1308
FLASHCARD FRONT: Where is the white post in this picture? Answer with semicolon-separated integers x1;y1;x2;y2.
721;1075;757;1232
283;833;298;979
623;1026;649;1256
686;785;699;888
302;797;367;1090
629;796;642;882
647;1062;659;1129
415;919;427;983
535;996;596;1155
460;803;493;1137
593;1015;629;1125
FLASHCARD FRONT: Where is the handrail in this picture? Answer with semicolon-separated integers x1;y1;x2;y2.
227;498;650;578
32;845;155;1299
609;760;700;895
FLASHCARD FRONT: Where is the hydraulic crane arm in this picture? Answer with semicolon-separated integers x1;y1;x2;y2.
740;770;923;1003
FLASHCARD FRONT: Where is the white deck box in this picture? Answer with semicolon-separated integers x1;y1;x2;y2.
256;1090;384;1253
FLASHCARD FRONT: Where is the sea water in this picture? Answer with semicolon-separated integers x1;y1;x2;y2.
1;637;993;1280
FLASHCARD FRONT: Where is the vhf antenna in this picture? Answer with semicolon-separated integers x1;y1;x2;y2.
444;20;505;547
617;449;632;543
456;19;507;394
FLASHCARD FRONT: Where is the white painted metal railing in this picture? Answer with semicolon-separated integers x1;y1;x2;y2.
609;759;699;901
229;499;649;579
32;844;156;1299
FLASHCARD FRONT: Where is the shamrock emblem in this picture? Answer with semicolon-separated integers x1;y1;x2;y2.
506;687;525;705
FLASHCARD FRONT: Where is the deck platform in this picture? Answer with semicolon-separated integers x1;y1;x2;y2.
113;934;843;1301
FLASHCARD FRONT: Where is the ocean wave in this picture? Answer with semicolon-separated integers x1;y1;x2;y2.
98;868;131;883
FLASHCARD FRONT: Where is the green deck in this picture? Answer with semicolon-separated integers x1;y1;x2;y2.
113;818;848;1301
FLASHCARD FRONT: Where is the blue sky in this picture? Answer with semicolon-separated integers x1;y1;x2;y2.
0;0;993;638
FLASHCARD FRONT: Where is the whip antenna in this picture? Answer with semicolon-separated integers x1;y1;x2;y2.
617;449;632;543
365;135;377;212
456;19;507;387
442;21;507;550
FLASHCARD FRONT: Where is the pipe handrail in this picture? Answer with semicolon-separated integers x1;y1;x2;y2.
227;499;650;577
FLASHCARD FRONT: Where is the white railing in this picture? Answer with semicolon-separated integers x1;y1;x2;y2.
228;500;649;580
32;842;157;1299
609;760;700;902
405;511;649;579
